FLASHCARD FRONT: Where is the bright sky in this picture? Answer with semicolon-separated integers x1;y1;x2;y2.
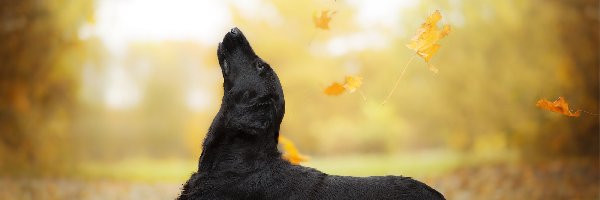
86;0;418;109
94;0;232;54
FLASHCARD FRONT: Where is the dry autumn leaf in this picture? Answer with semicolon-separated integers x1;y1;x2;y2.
324;75;363;96
324;82;345;95
406;10;451;73
343;76;362;93
536;96;581;117
279;135;309;165
313;10;336;30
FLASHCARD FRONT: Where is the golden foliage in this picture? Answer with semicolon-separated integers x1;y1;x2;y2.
406;10;451;73
536;97;581;117
0;0;95;175
279;135;309;165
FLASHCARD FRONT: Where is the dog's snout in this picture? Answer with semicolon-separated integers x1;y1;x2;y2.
230;27;240;35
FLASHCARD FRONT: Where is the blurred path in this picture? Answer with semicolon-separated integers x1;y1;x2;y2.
0;179;181;200
429;159;599;200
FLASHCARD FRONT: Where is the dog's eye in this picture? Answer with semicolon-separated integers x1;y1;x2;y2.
256;63;264;71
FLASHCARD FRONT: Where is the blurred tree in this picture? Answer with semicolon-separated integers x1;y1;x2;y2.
0;0;95;175
540;0;599;157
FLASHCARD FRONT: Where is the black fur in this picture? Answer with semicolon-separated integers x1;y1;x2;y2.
178;28;445;200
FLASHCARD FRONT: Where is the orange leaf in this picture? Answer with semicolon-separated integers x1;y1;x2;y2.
536;96;581;117
279;135;309;165
324;82;345;96
324;75;363;95
406;10;451;73
313;10;336;30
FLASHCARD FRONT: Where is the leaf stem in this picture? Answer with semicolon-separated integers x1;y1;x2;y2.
308;30;318;46
581;110;600;116
358;90;367;103
381;55;416;105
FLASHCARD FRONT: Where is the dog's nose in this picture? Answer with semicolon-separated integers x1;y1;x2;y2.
230;27;240;36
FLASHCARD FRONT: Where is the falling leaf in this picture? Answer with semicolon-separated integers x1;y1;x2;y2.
324;82;345;96
536;96;581;117
324;75;363;96
406;10;451;73
279;135;309;165
343;76;363;93
313;10;336;30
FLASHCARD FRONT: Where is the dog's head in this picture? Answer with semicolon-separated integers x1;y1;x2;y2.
217;28;285;138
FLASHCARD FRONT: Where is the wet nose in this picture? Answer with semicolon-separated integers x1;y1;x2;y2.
230;27;240;36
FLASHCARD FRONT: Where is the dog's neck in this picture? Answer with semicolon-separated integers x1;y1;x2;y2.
197;110;281;174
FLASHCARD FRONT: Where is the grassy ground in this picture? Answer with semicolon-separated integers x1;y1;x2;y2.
1;152;597;199
75;150;516;182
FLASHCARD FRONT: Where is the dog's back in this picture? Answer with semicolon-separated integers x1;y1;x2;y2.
314;175;443;199
180;159;444;200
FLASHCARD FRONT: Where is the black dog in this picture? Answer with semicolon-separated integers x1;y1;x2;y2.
178;28;445;200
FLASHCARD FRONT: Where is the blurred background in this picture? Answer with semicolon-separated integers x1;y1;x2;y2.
0;0;598;199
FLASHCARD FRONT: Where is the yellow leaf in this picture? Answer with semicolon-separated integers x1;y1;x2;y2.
536;96;581;117
418;44;440;62
279;135;309;165
441;25;451;37
406;10;451;73
324;82;345;95
313;10;336;30
343;75;363;93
